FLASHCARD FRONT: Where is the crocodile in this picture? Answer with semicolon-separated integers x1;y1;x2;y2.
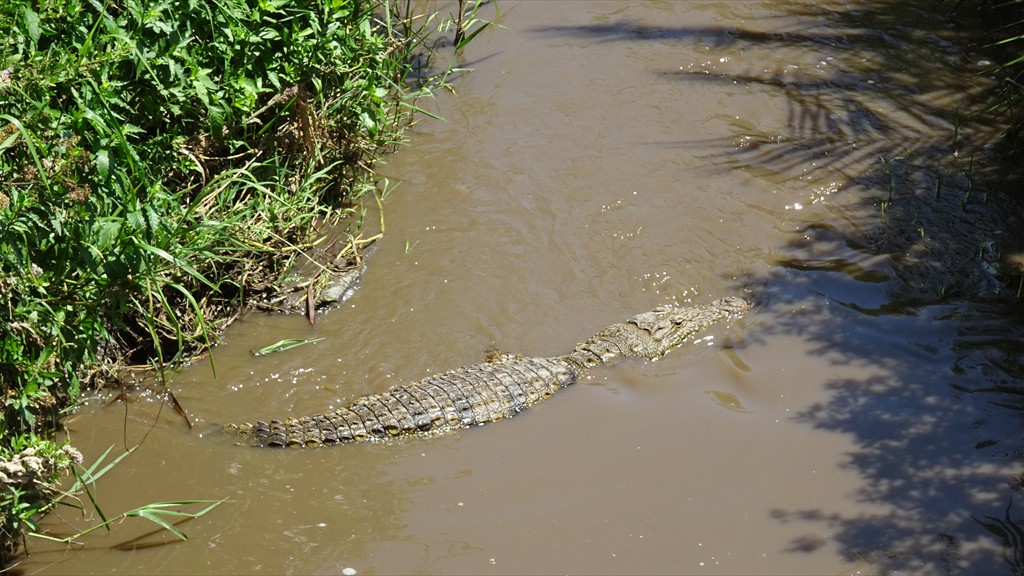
223;296;748;447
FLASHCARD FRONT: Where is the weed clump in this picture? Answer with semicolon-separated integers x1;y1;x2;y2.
0;0;490;560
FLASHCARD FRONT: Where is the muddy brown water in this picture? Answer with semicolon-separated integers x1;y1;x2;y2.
16;1;1024;574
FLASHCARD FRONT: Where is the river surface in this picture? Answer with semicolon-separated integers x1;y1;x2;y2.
16;1;1024;574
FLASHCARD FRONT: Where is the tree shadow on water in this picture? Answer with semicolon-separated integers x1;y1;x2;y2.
536;0;1024;301
743;275;1024;573
537;1;1024;573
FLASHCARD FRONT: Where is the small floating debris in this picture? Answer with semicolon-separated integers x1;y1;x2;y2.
251;337;324;357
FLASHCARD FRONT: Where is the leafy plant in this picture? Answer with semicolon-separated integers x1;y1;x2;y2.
27;445;225;545
451;0;502;52
0;0;499;562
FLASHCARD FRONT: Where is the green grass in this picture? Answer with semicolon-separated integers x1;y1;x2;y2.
0;0;497;562
942;0;1024;153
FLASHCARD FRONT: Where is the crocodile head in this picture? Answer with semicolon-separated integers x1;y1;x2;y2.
567;297;749;367
621;296;749;358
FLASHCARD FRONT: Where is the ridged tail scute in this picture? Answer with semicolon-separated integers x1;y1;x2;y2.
225;356;579;447
222;297;748;447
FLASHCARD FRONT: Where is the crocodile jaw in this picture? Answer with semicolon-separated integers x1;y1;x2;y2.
621;296;749;358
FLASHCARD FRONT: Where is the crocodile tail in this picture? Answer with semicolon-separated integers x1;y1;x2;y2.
225;356;579;447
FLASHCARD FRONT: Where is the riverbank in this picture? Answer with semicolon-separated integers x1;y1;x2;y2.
0;0;491;562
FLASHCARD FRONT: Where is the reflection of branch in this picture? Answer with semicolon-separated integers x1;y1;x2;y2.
974;500;1024;576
